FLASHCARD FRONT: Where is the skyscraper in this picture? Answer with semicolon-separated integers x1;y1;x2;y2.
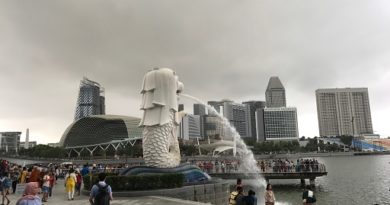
265;77;286;108
257;107;299;141
256;77;299;141
74;77;105;121
179;114;202;140
222;101;251;138
193;104;207;116
208;100;232;115
206;100;251;138
243;101;266;139
316;88;373;137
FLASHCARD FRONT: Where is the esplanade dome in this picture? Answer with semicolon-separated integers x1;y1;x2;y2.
60;115;143;147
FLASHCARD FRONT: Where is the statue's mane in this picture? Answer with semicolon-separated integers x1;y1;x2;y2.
139;68;181;126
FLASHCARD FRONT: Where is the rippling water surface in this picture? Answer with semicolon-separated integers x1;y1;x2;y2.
241;155;390;205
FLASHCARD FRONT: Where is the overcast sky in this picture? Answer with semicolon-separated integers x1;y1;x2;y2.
1;0;390;144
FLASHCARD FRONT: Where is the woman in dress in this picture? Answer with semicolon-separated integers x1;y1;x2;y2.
64;168;77;200
264;183;276;205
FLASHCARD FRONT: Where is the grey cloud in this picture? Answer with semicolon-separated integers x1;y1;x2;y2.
1;0;390;143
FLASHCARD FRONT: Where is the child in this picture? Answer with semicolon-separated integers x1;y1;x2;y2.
41;171;50;202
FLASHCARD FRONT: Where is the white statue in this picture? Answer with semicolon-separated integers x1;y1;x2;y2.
139;68;184;168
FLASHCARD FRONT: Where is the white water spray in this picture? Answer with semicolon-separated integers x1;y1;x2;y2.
180;94;267;189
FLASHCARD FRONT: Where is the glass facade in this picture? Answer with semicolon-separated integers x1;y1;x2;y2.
0;132;21;153
243;101;266;139
74;77;105;121
263;108;299;140
60;115;142;147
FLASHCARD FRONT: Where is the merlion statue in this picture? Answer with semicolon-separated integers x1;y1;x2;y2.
139;68;183;168
119;68;210;183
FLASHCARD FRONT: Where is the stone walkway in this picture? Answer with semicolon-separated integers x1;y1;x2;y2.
5;179;209;205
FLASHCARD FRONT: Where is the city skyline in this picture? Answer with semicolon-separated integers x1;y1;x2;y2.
1;1;390;143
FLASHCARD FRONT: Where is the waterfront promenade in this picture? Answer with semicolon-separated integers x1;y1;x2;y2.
3;152;358;165
6;179;208;205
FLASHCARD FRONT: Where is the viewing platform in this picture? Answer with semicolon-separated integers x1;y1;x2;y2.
208;164;327;187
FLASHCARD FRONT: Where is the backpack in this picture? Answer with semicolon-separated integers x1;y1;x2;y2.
2;177;12;188
94;183;110;205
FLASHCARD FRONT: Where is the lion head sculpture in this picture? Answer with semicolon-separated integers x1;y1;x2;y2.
139;68;183;126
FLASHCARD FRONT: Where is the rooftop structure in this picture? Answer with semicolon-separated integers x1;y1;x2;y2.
265;77;286;108
60;115;142;148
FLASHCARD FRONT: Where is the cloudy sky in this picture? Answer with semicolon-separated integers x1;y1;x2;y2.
1;0;390;144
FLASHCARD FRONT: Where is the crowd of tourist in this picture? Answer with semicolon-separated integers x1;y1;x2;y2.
1;157;321;205
189;158;323;174
0;159;92;204
259;158;322;173
0;158;130;205
193;160;240;173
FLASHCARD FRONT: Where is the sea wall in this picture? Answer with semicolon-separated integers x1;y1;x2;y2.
82;179;230;205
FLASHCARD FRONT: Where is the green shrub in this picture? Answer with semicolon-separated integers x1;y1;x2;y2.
83;173;184;191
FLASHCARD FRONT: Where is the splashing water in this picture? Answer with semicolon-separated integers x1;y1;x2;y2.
180;94;267;189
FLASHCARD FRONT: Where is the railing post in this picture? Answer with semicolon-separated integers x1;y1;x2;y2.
300;179;305;188
310;178;315;188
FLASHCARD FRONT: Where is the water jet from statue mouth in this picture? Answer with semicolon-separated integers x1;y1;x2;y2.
180;93;267;189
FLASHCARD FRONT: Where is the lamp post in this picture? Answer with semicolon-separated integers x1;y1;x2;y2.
351;116;355;137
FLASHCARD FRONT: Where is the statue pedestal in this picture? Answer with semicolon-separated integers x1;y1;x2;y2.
119;163;211;184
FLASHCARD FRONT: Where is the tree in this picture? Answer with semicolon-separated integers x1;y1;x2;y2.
243;138;256;146
338;135;353;146
252;140;300;154
19;145;67;158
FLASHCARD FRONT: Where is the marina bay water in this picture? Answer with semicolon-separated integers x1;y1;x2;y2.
240;155;390;205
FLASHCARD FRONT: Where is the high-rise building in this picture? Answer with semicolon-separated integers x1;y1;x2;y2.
223;101;251;138
0;132;21;153
74;77;105;121
178;104;184;112
179;114;202;141
316;88;373;137
255;109;266;142
205;100;251;138
208;100;232;115
193;104;207;116
203;115;223;140
257;107;299;141
243;101;266;139
265;77;286;108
